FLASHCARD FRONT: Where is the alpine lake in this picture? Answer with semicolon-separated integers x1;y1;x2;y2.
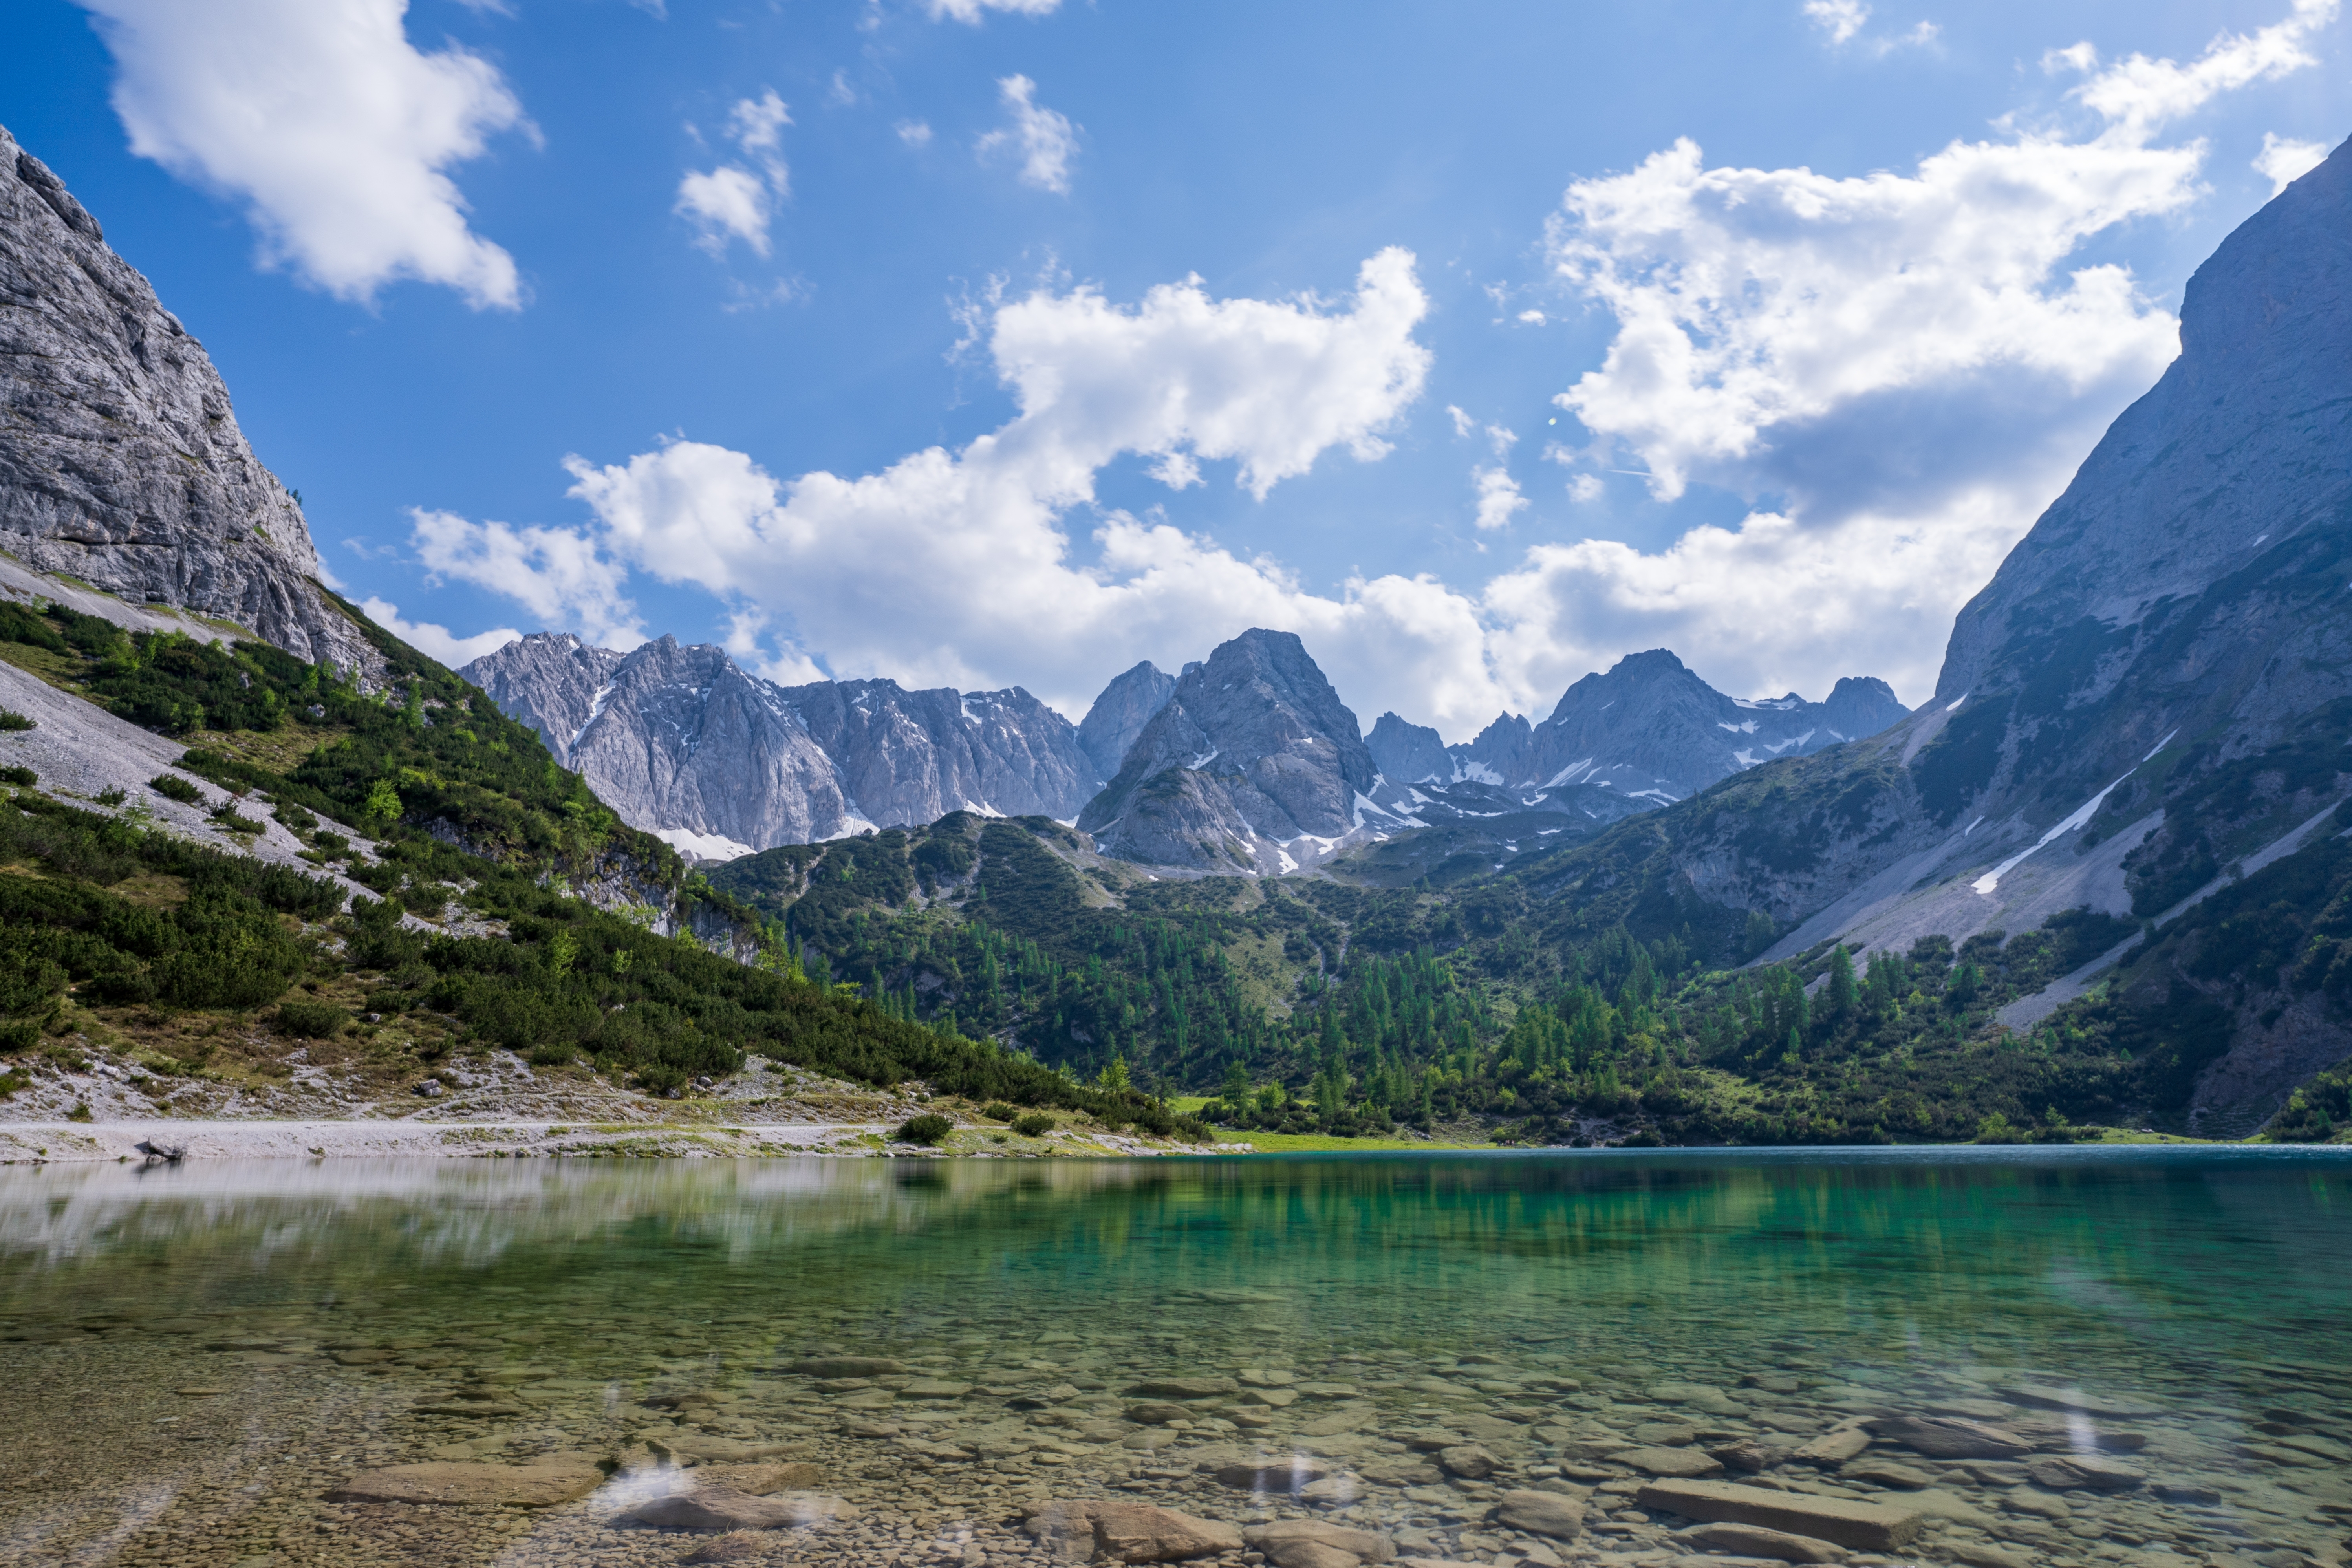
3;1149;2349;1568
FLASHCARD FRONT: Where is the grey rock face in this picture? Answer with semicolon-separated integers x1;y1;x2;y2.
1076;660;1177;785
1365;712;1451;785
466;633;853;855
0;126;377;677
465;633;1098;857
1453;650;1907;805
780;677;1095;826
1078;628;1378;871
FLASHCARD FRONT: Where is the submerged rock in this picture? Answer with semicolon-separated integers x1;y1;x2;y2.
1635;1478;1927;1552
1491;1488;1585;1538
1243;1517;1397;1567
626;1486;858;1531
1022;1500;1242;1563
1867;1415;2032;1460
2027;1454;2145;1492
1679;1521;1849;1563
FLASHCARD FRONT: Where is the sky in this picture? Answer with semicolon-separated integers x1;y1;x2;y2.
4;0;2347;738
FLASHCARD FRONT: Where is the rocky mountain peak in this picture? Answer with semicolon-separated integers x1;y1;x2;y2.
1075;660;1177;783
0;126;378;677
1365;711;1451;785
1078;628;1378;872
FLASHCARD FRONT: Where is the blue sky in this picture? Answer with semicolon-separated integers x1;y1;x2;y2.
5;0;2346;735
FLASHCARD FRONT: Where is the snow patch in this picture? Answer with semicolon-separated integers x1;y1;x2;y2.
1542;759;1594;787
1732;695;1802;710
1184;748;1220;770
2142;728;2179;763
654;826;756;863
1455;761;1504;785
1718;719;1758;734
569;681;618;752
1972;773;2132;895
1962;815;1985;838
1945;691;1969;712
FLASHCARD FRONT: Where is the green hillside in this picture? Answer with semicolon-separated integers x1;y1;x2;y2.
0;597;1202;1134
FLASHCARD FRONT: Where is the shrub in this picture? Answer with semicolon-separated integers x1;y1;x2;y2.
275;1000;349;1039
94;786;125;807
0;766;35;788
210;805;265;835
273;802;319;835
1012;1112;1055;1137
898;1112;953;1145
981;1101;1020;1121
0;709;33;732
149;774;203;805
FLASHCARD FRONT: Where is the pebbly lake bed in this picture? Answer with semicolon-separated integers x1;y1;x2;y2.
2;1148;2348;1568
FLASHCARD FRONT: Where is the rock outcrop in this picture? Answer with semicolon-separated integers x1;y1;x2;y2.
1078;629;1385;873
0;126;377;677
464;633;1099;858
1076;660;1178;785
1449;651;1907;805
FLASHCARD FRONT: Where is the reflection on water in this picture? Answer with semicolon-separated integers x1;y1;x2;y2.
3;1148;2348;1567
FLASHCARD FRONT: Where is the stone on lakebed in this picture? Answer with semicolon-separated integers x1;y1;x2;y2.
626;1487;858;1532
1635;1478;1926;1552
1023;1500;1243;1563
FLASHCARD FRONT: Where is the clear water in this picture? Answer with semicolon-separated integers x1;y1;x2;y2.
3;1148;2349;1568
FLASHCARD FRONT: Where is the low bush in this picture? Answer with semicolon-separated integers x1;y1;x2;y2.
898;1112;953;1145
980;1101;1020;1121
275;999;349;1038
0;709;33;732
149;774;203;805
1012;1112;1055;1137
0;766;34;788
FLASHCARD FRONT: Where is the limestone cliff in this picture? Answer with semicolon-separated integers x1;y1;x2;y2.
0;126;377;677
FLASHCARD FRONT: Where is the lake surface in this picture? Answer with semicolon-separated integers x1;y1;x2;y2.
3;1148;2349;1568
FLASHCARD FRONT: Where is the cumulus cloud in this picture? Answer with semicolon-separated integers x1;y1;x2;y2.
929;0;1059;19
977;74;1078;194
677;90;790;256
1803;0;1870;45
2254;130;2332;193
1472;468;1528;532
675;167;771;255
409;507;644;651
897;120;935;147
78;0;528;309
1504;0;2337;704
407;253;1510;727
359;597;520;668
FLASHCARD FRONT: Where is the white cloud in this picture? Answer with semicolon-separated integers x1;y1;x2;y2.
1447;405;1475;438
676;166;771;255
977;74;1078;194
2255;130;2332;193
1516;0;2334;707
411;253;1505;728
897;120;935;147
1472;467;1528;532
928;0;1060;19
676;91;791;257
78;0;528;309
1567;474;1605;504
1517;309;1548;324
2059;0;2337;141
827;70;857;108
408;507;645;651
1804;0;1870;45
1484;424;1517;458
359;597;520;668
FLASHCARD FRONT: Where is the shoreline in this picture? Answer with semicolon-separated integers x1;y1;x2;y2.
0;1118;1210;1162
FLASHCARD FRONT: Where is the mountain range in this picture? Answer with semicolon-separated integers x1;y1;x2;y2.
5;118;2350;1142
462;626;1910;873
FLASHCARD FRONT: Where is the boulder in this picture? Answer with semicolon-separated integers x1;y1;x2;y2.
1630;1421;1697;1447
647;1434;798;1464
2027;1454;2144;1493
1790;1426;1872;1466
1127;1402;1192;1425
1022;1501;1242;1564
1125;1377;1239;1399
1610;1445;1723;1478
627;1488;858;1532
697;1462;825;1495
1865;1416;2031;1460
1492;1489;1585;1538
1708;1439;1779;1473
1839;1458;1934;1489
1212;1456;1332;1493
1635;1478;1926;1552
1996;1384;2160;1420
324;1461;605;1507
1680;1522;1848;1563
783;1356;904;1378
1436;1444;1499;1480
1244;1518;1396;1566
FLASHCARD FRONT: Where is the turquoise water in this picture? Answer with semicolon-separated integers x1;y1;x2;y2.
2;1148;2348;1567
